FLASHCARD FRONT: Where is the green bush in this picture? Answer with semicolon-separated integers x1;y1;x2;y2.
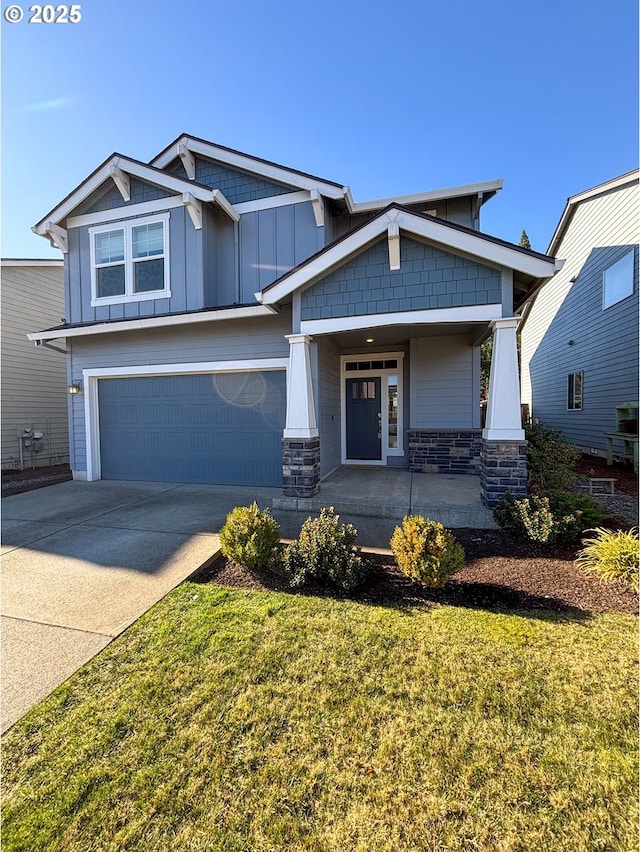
390;515;464;588
219;502;281;570
494;492;610;546
494;494;555;543
283;507;368;592
525;421;580;494
577;527;639;591
548;492;608;543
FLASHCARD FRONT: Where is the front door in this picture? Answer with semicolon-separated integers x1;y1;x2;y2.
346;377;381;460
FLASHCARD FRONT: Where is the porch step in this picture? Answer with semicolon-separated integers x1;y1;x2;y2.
272;470;497;529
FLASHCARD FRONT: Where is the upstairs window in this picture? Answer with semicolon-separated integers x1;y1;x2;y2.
567;371;583;411
603;249;634;309
90;213;170;306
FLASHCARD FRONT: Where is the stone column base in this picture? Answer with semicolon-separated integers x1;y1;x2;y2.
283;437;320;498
480;439;527;508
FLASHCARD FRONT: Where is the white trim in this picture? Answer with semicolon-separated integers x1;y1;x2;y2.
234;190;311;215
340;352;405;465
28;304;276;342
67;196;186;229
301;305;503;336
182;193;203;230
151;136;347;200
259;207;560;304
82;358;288;481
89;212;170;307
33;155;239;232
1;258;64;267
43;222;68;253
387;221;400;270
349;179;504;214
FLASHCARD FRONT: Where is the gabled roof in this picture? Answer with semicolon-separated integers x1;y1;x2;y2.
151;133;348;200
258;204;561;306
151;133;503;215
547;169;639;256
32;153;239;235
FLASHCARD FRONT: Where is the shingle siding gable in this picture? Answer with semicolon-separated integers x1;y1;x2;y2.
300;236;502;320
167;157;296;204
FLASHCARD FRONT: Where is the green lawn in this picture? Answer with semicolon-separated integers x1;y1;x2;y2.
2;584;637;852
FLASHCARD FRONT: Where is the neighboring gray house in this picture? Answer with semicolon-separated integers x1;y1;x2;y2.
1;259;69;470
521;171;639;458
29;134;561;506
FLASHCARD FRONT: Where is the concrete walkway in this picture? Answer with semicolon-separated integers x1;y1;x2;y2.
1;471;494;732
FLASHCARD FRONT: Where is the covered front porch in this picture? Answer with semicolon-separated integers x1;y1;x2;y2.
274;466;497;528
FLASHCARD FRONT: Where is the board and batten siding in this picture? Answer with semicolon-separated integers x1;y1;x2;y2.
1;262;69;469
314;337;341;477
521;177;639;455
67;312;291;473
409;335;480;429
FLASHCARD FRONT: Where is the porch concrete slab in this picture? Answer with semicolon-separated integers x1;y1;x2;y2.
1;479;180;525
1;519;69;554
1;616;110;733
1;524;220;636
87;483;280;535
273;469;497;529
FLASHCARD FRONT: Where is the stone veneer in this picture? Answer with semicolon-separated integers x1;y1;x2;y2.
480;440;528;507
409;430;482;475
282;437;320;498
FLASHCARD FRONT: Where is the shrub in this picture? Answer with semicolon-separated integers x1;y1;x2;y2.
494;494;555;544
577;527;639;591
219;502;281;570
390;515;464;588
548;492;608;544
495;492;610;546
283;507;368;592
525;421;580;494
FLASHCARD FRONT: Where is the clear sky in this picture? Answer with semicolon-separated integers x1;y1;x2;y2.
1;0;637;259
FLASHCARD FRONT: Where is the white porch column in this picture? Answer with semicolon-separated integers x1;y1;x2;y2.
283;334;318;438
483;317;524;441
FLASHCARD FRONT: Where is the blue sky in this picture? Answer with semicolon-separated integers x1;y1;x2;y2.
2;0;637;259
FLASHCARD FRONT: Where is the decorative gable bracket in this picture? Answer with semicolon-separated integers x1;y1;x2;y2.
310;189;324;228
43;221;68;253
387;222;400;271
177;142;196;180
182;193;203;229
108;164;131;202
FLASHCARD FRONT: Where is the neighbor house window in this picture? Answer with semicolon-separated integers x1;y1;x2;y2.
90;213;170;306
603;249;634;309
567;371;583;411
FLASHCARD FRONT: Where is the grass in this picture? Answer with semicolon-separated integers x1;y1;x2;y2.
2;584;638;851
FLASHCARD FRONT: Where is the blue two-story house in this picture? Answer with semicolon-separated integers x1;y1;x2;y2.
30;134;561;506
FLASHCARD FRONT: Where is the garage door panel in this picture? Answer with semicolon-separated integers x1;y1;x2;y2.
98;372;285;485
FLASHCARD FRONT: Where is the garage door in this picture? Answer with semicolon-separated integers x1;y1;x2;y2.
98;372;286;486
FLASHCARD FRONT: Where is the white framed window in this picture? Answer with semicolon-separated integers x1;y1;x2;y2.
603;249;634;309
567;371;583;411
89;212;170;306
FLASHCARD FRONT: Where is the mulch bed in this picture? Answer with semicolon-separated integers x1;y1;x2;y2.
1;464;73;496
195;528;638;617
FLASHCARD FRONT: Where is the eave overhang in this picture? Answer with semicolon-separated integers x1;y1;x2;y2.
27;304;276;343
257;205;562;306
32;154;240;241
151;134;348;201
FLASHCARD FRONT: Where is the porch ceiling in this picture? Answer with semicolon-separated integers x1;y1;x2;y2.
321;321;490;349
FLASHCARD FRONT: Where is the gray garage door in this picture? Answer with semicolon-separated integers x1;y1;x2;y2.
98;372;286;485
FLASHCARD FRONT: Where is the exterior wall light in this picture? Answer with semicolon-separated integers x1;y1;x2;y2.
68;382;82;394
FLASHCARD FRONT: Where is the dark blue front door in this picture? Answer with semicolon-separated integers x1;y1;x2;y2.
346;377;381;460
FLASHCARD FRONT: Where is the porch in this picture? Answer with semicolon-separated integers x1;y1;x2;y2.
273;466;497;529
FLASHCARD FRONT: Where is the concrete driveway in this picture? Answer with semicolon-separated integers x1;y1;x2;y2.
1;479;281;733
